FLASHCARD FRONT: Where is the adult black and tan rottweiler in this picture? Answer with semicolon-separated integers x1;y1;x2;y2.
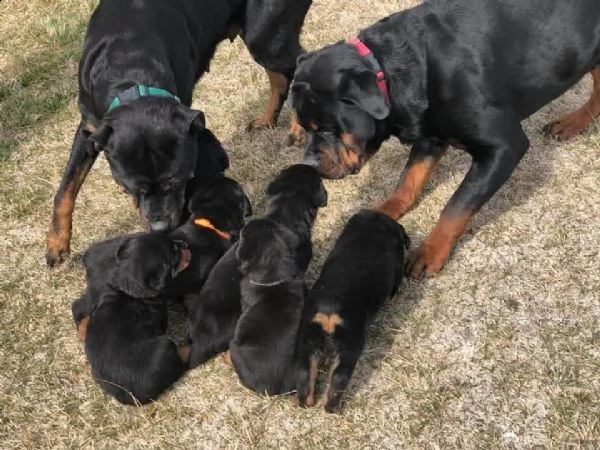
72;232;191;405
228;164;327;395
46;0;312;267
187;164;327;370
291;0;600;278
295;210;409;413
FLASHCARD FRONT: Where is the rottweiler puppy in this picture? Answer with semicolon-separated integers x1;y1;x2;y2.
71;233;191;405
46;0;312;267
291;0;600;278
226;164;327;394
167;172;252;298
229;220;306;395
295;210;409;413
187;164;327;371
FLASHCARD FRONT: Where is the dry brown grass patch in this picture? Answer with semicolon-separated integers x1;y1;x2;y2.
1;0;599;448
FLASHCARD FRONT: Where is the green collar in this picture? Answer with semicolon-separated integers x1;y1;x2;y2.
107;85;180;113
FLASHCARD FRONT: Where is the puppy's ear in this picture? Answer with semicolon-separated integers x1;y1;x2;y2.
313;181;328;208
194;129;230;181
341;71;390;120
88;122;113;152
112;238;159;298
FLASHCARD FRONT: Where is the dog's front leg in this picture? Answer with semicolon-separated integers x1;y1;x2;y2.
376;138;448;220
408;115;530;278
46;122;98;267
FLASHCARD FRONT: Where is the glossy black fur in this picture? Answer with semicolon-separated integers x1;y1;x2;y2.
292;0;600;255
187;164;327;370
296;210;409;412
72;233;190;405
47;0;312;267
228;164;327;395
167;174;252;298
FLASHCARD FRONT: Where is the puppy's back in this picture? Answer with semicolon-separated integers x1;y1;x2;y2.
187;243;243;368
309;210;409;316
85;294;187;405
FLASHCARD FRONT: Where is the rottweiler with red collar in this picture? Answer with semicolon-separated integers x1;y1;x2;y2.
46;0;312;267
292;0;600;278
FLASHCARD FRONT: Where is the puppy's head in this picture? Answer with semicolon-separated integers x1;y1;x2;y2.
88;100;228;233
112;232;191;298
266;164;328;209
188;176;252;240
236;219;299;284
291;44;390;179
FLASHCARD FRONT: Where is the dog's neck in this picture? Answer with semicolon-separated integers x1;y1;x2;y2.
360;15;429;144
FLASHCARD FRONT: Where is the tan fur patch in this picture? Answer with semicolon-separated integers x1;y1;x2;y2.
312;313;343;334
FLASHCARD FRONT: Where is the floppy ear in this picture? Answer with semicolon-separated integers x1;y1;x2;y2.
341;71;390;120
194;129;230;181
265;174;289;197
88;122;113;152
291;81;318;111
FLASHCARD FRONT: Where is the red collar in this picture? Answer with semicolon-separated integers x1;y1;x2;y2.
346;38;390;106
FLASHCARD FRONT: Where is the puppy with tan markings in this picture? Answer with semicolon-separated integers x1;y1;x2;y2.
226;164;327;394
167;172;252;299
296;210;409;413
187;164;326;370
72;232;191;405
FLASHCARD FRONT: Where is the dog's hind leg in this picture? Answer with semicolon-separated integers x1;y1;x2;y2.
543;68;600;140
46;122;98;267
324;332;364;414
295;322;324;408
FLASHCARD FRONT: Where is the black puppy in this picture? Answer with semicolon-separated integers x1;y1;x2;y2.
167;173;252;298
187;164;327;371
227;164;327;395
72;233;191;405
296;210;409;413
292;0;600;278
46;0;312;267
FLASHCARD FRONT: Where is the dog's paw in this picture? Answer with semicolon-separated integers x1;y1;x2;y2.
45;241;70;268
247;116;275;132
407;241;449;279
542;109;595;141
286;120;306;146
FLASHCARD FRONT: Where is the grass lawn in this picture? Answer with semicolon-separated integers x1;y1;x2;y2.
1;0;599;448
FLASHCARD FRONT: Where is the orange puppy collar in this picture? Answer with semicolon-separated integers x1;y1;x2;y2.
193;218;231;240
